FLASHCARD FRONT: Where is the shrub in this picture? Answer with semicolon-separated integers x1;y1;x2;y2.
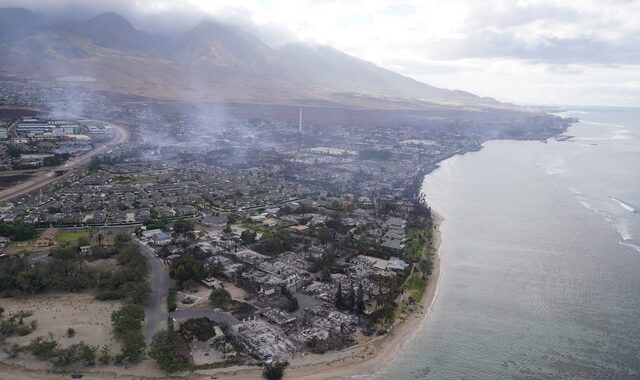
98;345;111;365
209;288;231;308
148;330;189;373
178;317;216;342
167;288;177;312
111;305;146;364
263;361;289;380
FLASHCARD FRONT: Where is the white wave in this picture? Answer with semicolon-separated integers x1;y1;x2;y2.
615;223;633;241
610;197;638;213
577;198;597;212
620;241;640;254
574;193;639;254
611;129;632;140
582;120;630;129
546;167;566;175
573;137;604;141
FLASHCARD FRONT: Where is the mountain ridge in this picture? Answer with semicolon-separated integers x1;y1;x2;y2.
0;8;511;110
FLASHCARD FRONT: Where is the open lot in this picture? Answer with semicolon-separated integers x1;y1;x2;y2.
0;293;122;351
54;230;89;244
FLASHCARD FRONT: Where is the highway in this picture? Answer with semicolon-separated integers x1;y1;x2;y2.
0;121;129;203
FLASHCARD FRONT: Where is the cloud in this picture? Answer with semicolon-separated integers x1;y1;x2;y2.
419;1;640;65
1;0;639;106
6;0;638;64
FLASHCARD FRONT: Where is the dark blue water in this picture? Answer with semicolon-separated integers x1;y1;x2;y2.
379;107;640;379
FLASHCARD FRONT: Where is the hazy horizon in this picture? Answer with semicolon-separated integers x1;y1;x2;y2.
1;0;638;107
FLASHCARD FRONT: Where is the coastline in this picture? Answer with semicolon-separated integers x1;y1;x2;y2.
197;209;444;380
0;109;576;379
283;210;444;379
0;210;444;380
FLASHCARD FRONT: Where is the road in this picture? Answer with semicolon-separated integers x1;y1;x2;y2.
0;121;129;203
136;239;172;346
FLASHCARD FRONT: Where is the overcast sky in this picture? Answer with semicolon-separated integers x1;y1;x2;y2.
6;0;640;107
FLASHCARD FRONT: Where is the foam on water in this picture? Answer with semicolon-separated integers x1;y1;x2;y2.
621;241;640;254
574;193;639;254
610;196;637;213
615;222;633;241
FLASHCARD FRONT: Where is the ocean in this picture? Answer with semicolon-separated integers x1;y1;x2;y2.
380;107;640;379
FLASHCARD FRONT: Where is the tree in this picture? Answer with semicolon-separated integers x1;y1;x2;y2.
255;231;292;256
240;230;257;244
111;305;144;336
178;317;216;342
117;330;145;363
79;345;97;366
11;223;37;241
288;295;299;313
167;288;177;312
226;213;240;224
88;157;101;172
348;286;356;312
263;360;289;380
281;285;299;312
16;269;41;294
98;346;111;365
148;330;189;373
316;226;333;246
173;219;194;234
169;255;204;288
335;283;344;310
6;144;22;158
209;287;231;308
356;283;365;314
110;305;146;363
78;236;90;247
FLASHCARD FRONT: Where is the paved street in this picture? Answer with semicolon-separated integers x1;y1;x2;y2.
136;239;173;346
0;122;129;203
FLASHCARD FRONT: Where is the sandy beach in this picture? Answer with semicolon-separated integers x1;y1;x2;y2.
0;212;444;380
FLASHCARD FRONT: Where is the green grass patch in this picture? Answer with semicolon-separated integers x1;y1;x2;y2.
403;227;428;262
405;272;426;300
55;230;89;244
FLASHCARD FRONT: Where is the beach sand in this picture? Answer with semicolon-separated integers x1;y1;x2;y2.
0;212;444;380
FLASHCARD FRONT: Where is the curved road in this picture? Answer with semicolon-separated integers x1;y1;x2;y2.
0;122;129;203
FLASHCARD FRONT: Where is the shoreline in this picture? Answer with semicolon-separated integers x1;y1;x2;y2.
289;210;443;379
154;209;445;380
0;211;444;380
0;111;574;379
281;209;444;379
187;209;445;379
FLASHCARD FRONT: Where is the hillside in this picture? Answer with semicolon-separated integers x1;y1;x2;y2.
0;9;509;110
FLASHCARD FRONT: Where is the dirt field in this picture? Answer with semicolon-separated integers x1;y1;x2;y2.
0;293;122;351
